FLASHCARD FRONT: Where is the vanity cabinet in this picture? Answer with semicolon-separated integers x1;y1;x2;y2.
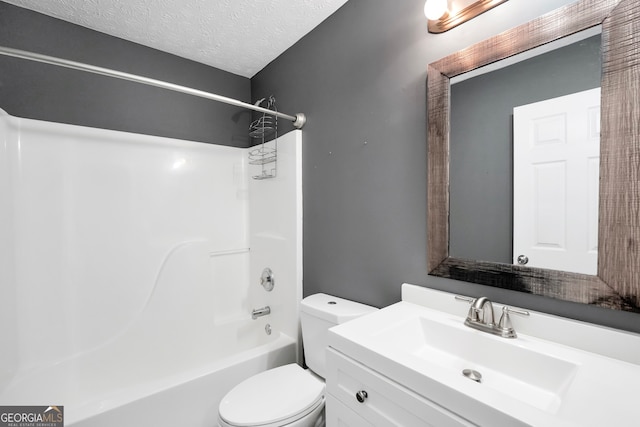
325;348;476;427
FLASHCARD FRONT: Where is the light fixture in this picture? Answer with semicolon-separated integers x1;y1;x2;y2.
424;0;449;21
425;0;509;33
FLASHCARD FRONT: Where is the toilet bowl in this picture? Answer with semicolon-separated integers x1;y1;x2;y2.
217;294;378;427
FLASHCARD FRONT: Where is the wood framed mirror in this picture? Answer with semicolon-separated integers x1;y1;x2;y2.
427;0;640;312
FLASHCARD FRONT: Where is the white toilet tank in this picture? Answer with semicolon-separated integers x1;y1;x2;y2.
300;293;377;379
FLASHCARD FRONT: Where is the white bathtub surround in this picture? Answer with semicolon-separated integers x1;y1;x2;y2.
0;109;302;426
0;110;18;391
248;133;303;356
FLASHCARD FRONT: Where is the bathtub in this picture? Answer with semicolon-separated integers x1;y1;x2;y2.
0;238;298;426
1;319;296;427
0;111;302;427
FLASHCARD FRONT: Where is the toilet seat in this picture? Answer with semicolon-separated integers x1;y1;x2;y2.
218;363;325;427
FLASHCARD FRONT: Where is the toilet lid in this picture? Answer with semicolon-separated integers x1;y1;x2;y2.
219;363;325;427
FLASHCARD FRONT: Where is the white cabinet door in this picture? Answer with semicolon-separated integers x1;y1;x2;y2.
513;88;600;275
326;349;477;427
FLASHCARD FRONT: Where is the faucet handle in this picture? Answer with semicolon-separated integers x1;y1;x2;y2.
455;295;483;323
498;306;530;338
455;295;478;321
502;306;530;317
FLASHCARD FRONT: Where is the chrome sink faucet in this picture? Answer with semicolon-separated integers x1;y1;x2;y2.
455;296;529;338
468;296;495;326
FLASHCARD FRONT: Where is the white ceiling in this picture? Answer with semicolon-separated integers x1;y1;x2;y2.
3;0;350;78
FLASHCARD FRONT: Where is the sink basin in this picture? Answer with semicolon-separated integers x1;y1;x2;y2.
373;315;578;413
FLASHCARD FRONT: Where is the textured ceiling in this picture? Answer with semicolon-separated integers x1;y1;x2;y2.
3;0;349;77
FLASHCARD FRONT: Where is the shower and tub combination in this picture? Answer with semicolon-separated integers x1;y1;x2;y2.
0;47;304;426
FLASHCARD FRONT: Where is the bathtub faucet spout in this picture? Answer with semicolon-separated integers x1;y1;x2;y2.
251;306;271;320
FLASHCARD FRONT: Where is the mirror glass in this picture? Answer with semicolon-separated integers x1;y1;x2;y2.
448;27;602;275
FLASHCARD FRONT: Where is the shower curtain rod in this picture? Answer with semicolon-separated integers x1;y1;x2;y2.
0;46;306;129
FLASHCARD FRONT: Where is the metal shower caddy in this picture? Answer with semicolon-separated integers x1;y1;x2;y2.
249;96;280;180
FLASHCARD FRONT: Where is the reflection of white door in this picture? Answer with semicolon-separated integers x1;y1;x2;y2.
513;88;600;275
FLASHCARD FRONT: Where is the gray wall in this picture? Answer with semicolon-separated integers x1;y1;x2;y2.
449;35;602;263
252;0;640;333
0;2;251;147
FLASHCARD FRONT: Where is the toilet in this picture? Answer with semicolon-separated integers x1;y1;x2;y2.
218;293;378;427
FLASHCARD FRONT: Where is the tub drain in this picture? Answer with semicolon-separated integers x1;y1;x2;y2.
462;369;482;383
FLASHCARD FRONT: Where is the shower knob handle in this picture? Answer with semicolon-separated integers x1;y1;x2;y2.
260;268;275;291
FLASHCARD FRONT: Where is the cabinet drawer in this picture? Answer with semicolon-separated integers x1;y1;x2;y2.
326;394;373;427
326;348;476;427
